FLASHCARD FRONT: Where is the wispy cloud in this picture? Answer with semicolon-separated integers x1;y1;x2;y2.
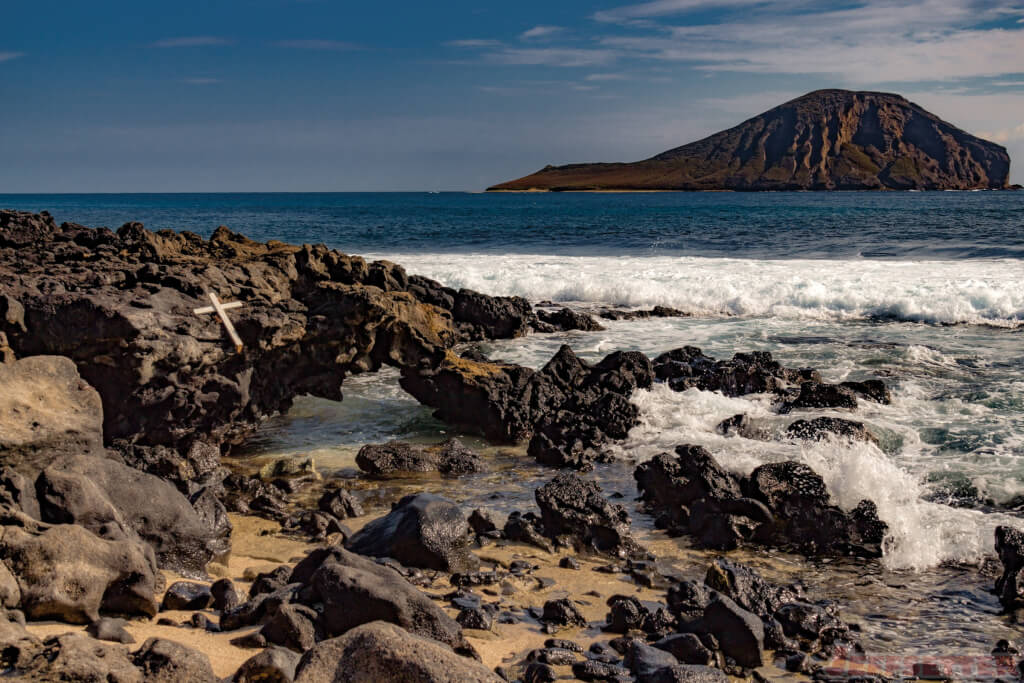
979;121;1024;143
484;47;618;67
585;72;628;81
445;39;502;48
181;78;221;85
151;36;232;48
0;52;24;63
594;0;764;22
273;39;360;51
520;25;563;40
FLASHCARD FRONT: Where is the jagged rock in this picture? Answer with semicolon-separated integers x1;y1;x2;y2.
0;356;106;472
401;345;651;469
318;488;363;519
598;306;689;321
36;453;226;573
534;472;640;557
841;379;892;404
780;382;859;413
356;438;483;476
347;493;479;574
995;526;1024;609
573;659;633;682
636;445;886;557
0;212;531;481
233;646;300;682
787;417;877;443
221;585;298;631
533;307;605;333
161;581;212;611
653;347;814;397
503;512;554;553
541;598;587;630
132;637;217;682
294;622;501;682
457;606;493;631
703;559;800;619
0;511;158;623
745;461;886;556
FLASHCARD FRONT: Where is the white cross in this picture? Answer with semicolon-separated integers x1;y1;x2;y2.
193;292;244;353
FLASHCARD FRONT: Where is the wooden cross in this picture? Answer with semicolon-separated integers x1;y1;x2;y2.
193;292;244;353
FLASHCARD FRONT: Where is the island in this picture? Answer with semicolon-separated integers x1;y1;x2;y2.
487;89;1011;192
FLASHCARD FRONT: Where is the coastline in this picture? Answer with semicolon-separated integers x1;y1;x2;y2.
1;207;1021;681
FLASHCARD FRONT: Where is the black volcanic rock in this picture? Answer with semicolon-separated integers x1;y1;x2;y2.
489;89;1010;191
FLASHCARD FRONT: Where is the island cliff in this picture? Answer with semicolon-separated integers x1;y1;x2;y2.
488;89;1011;192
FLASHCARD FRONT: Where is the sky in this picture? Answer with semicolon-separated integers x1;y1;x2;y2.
1;0;1022;191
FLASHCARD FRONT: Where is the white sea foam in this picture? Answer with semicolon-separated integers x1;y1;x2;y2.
366;252;1024;327
618;384;1019;571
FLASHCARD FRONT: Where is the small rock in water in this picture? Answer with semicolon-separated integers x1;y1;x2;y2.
541;598;587;632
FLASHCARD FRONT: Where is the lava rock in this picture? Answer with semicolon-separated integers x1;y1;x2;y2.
347;493;479;574
356;438;483;476
534;472;641;557
293;621;502;683
541;598;587;630
86;617;135;644
211;577;241;612
534;307;606;333
318;488;364;519
232;646;300;683
786;417;877;443
161;581;212;611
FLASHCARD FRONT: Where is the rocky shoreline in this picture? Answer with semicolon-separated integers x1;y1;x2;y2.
1;209;1021;681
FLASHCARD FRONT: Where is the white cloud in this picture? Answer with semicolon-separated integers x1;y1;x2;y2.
484;47;618;67
585;72;629;81
595;0;766;22
0;52;24;63
151;36;232;48
520;25;564;40
445;39;502;47
273;40;360;51
979;122;1024;143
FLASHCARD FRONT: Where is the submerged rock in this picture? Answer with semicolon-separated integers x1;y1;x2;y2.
356;438;482;476
533;307;606;333
346;493;479;574
995;526;1024;609
653;347;815;397
635;445;886;557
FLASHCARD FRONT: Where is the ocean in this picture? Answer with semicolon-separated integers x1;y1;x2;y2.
5;190;1024;657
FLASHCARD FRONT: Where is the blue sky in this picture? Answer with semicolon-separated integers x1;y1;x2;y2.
2;0;1022;191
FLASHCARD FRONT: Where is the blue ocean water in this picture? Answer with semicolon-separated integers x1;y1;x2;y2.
3;190;1023;259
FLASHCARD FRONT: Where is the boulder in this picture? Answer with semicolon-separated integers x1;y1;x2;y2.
0;356;106;472
132;637;217;682
346;493;479;574
653;347;814;397
534;472;640;557
356;439;482;476
541;598;587;630
161;581;212;611
86;616;135;644
37;453;227;573
261;603;319;652
293;621;502;683
0;512;158;623
779;382;858;413
700;596;764;668
233;646;301;682
303;548;474;655
0;608;41;668
15;633;143;682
